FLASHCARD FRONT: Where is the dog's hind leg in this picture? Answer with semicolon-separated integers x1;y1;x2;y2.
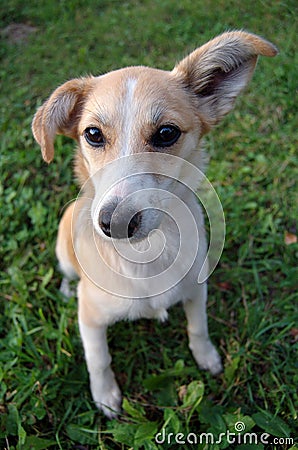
183;282;222;375
56;201;80;298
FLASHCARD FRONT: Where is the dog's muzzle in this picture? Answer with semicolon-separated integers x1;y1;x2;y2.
98;197;142;239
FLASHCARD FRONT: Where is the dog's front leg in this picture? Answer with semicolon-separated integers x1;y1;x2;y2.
78;286;121;418
184;283;222;375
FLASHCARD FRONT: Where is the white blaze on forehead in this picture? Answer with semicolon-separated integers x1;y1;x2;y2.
120;78;138;157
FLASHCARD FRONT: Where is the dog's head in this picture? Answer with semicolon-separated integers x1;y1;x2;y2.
32;31;277;240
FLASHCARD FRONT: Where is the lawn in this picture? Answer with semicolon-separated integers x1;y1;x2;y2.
0;1;297;449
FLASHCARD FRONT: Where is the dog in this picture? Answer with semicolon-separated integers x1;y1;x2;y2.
32;31;277;418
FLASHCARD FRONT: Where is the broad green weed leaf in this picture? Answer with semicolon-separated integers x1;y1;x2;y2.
66;424;98;445
108;420;158;448
198;402;225;427
143;440;159;450
174;359;185;370
163;409;181;434
224;412;255;433
224;355;240;384
252;411;290;437
122;397;145;421
22;436;56;450
134;422;159;448
108;422;138;447
181;380;204;408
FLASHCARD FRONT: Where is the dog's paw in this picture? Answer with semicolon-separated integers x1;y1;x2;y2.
97;383;122;419
189;335;223;375
197;345;223;375
90;369;122;419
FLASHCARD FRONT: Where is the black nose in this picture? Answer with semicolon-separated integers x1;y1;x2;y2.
98;199;142;239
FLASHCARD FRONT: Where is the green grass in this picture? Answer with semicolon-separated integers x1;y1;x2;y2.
1;0;297;449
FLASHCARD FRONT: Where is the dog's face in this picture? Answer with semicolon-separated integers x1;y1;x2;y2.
32;31;277;240
79;67;201;240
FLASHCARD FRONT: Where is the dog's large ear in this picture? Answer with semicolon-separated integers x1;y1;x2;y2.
173;31;278;132
32;78;93;163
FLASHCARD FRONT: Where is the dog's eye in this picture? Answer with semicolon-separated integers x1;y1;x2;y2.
152;125;181;148
84;127;105;148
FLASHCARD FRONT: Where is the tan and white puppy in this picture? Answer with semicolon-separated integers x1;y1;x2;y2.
32;31;277;418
